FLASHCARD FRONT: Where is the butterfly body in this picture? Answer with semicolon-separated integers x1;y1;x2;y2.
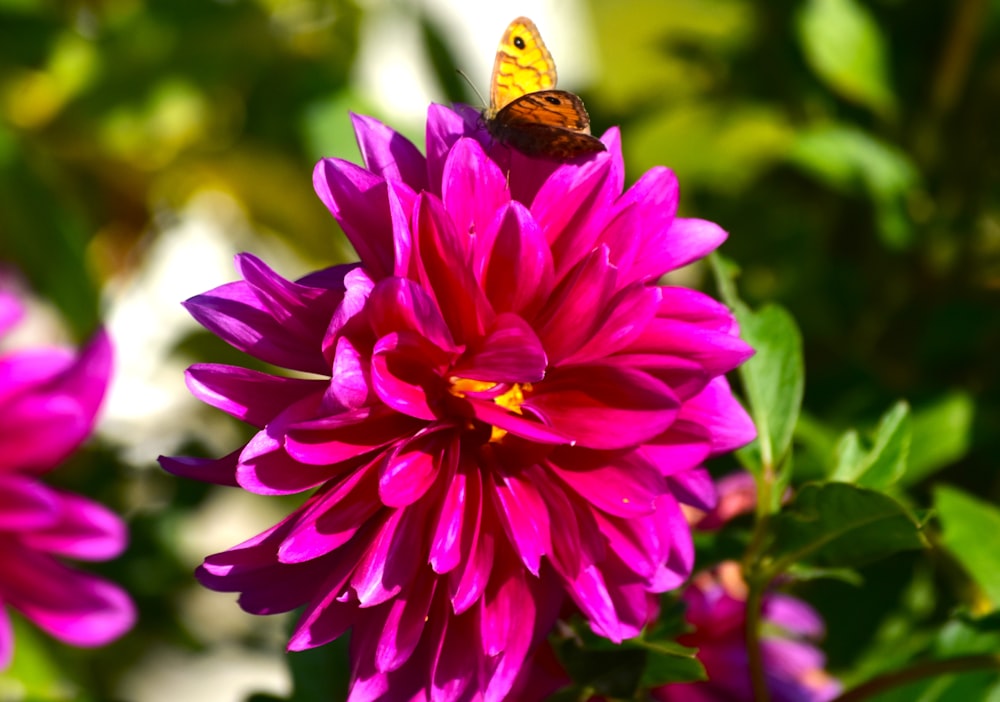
484;17;605;160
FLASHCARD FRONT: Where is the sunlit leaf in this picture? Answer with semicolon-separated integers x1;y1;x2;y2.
796;0;896;114
830;401;910;489
904;393;974;486
935;485;1000;610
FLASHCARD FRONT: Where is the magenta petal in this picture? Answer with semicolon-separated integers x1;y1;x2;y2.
658;286;741;334
563;284;661;365
286;405;425;466
0;475;57;529
489;470;551;576
351;112;428;191
548;449;665;518
630;318;755;377
4;550;134;647
0;329;110;475
378;427;453;507
412;193;494;343
763;593;826;638
371;332;450;421
464;396;571;445
666;466;718;512
367;277;457;353
313;157;407;280
158;450;240;487
600;166;679;284
21;489;126;561
425;103;478;195
523;365;679;450
661;217;729;271
569;564;622;642
481;202;555;319
429;455;464;574
448;467;491;614
535;246;618;365
679;377;757;455
278;465;381;563
430;606;477;702
0;607;11;671
350;504;426;607
0;291;23;338
186;364;325;428
442;138;510;246
375;569;438;672
451;313;547;384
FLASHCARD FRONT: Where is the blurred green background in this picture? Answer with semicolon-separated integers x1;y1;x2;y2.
0;0;997;700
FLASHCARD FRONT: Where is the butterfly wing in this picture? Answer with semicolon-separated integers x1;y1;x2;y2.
489;90;606;159
488;17;557;116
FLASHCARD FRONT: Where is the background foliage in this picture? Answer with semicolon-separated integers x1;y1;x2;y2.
0;0;997;700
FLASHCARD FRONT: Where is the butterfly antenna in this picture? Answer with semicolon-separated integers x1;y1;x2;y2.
456;68;487;109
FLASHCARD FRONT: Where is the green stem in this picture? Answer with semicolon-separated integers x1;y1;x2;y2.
831;654;1000;702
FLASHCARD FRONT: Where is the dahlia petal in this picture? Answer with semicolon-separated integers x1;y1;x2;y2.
479;555;529;657
489;470;551;576
3;550;134;647
449;468;492;614
600;166;680;284
431;607;477;702
376;570;438;673
535;246;618;365
286;405;425;466
278;463;381;563
450;313;547;384
158;450;239;487
548;450;664;518
532;140;621;280
185;364;325;428
464;396;570;445
679;377;757;455
441;138;509;247
351;112;428;191
563;284;661;365
763;593;826;638
239;445;334;496
666;466;718;512
426;103;477;196
287;541;367;648
481;202;555;319
570;564;622;642
658;286;741;334
368;277;457;353
652;493;695;590
371;332;450;421
642;419;713;478
323;266;374;357
531;467;585;578
0;330;110;474
429;455;465;574
0;605;11;671
313;157;408;280
0;474;58;529
662;217;729;270
630;318;755;377
236;254;347;328
523;365;679;450
413;193;494;343
21;489;126;561
378;427;454;508
0;348;72;405
350;503;427;607
184;280;331;375
602;352;711;403
329;336;372;410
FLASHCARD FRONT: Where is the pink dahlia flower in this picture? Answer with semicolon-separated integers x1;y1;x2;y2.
0;290;133;670
161;104;755;700
654;562;841;702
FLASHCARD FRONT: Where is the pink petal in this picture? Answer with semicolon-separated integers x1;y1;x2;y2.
450;313;547;384
371;332;451;421
21;488;127;561
378;427;454;507
285;405;425;466
375;569;438;673
548;449;665;518
351;112;428;191
441;138;510;245
481;202;555;320
185;364;325;428
488;469;551;576
158;450;240;487
679;377;757;455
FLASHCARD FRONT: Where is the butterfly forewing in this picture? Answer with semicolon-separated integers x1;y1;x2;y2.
484;17;606;160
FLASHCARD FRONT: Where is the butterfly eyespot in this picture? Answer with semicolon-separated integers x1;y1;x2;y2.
484;17;607;160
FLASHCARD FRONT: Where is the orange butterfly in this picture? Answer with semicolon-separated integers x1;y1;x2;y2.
483;17;606;160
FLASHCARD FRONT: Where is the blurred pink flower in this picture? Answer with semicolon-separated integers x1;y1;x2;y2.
0;290;133;670
162;105;755;700
654;562;840;702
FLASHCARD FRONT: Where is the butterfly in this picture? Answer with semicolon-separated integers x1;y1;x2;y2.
483;17;606;160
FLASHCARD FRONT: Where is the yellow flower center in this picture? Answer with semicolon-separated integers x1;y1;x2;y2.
448;377;531;442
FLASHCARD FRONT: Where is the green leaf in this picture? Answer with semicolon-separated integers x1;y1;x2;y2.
904;392;975;486
830;401;910;489
637;639;705;687
734;305;804;478
935;485;1000;610
770;482;927;570
796;0;896;114
287;635;350;702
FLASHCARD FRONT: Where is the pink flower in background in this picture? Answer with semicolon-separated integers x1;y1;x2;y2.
0;290;133;670
654;562;841;702
162;104;755;700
